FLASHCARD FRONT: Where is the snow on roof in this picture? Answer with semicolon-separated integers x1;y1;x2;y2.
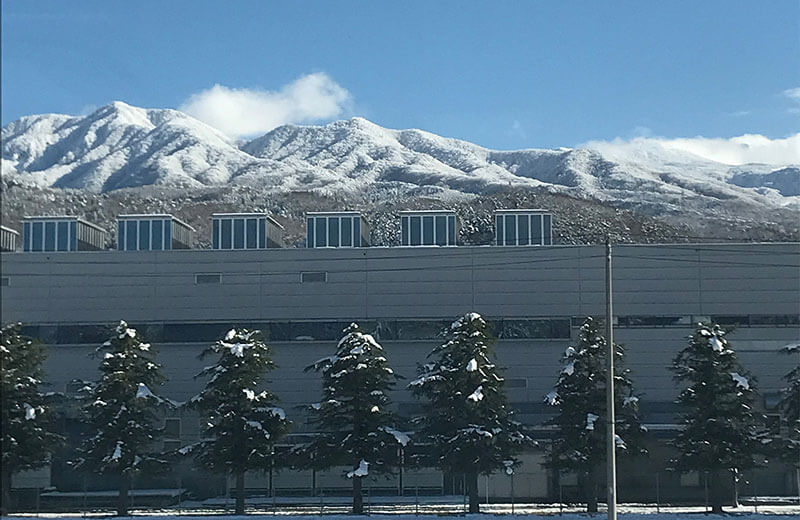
211;213;283;229
0;225;20;236
398;209;456;215
586;413;599;431
495;208;550;214
23;215;107;232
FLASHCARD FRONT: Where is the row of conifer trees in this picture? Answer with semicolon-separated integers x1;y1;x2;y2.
1;314;798;515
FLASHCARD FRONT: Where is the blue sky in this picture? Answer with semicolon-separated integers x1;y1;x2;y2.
2;0;798;151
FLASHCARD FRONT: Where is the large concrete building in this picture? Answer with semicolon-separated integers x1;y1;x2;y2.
1;242;798;501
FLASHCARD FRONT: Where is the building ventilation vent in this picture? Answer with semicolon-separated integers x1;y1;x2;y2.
195;273;221;284
301;271;327;283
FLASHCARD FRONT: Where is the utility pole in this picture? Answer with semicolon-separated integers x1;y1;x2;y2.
605;237;617;520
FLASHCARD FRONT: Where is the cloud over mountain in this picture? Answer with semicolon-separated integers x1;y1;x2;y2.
584;133;800;166
179;73;352;139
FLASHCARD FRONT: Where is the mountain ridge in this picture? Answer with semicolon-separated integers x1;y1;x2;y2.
2;102;798;235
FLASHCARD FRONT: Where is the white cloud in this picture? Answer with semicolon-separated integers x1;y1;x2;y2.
783;87;800;114
584;133;800;166
783;87;800;102
180;73;352;139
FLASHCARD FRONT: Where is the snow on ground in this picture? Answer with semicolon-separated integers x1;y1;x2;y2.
9;498;800;519
6;507;800;519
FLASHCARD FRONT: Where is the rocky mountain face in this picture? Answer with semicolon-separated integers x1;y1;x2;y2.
2;102;798;244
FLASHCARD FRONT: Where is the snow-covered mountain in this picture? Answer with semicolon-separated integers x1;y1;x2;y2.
2;102;798;224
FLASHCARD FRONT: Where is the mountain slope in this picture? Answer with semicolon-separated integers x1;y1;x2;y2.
2;102;798;229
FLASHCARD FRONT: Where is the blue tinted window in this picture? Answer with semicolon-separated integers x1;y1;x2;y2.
23;222;31;251
543;214;552;245
328;217;339;247
44;222;56;251
126;220;138;250
70;222;77;250
258;218;266;248
118;221;125;250
505;215;516;246
246;218;257;249
410;216;421;246
518;215;530;245
152;220;163;250
354;218;362;247
139;220;150;250
57;221;69;251
448;216;456;245
212;219;220;249
221;219;232;249
233;218;245;249
422;216;434;245
341;216;352;246
164;220;172;248
32;222;44;251
531;215;542;245
315;218;326;247
496;216;503;245
435;216;447;246
401;216;409;245
307;218;314;248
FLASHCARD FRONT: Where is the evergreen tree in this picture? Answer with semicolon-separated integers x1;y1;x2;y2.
671;322;765;514
777;344;800;473
190;328;291;515
1;323;61;515
543;317;646;513
77;321;169;516
409;312;533;514
299;323;406;514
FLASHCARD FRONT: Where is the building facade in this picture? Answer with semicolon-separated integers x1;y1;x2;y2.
400;210;458;246
211;213;283;250
117;214;194;251
22;216;106;252
1;243;798;500
306;211;369;248
1;225;19;252
495;209;553;246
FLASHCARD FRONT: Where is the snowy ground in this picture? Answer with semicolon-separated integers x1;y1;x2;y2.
4;501;800;519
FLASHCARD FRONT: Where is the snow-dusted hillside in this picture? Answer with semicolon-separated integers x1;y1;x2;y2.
2;102;798;228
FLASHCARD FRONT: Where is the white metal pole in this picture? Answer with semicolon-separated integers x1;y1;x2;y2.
605;238;617;520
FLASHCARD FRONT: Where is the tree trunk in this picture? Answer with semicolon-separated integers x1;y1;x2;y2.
1;465;13;516
467;472;480;514
710;469;724;514
353;475;363;514
585;468;599;514
235;471;245;515
118;473;130;516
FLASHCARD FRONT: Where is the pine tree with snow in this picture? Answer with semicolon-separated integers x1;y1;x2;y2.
76;321;169;516
299;323;406;514
189;328;291;515
1;323;61;515
409;313;533;514
671;322;766;514
777;344;799;473
543;317;646;513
